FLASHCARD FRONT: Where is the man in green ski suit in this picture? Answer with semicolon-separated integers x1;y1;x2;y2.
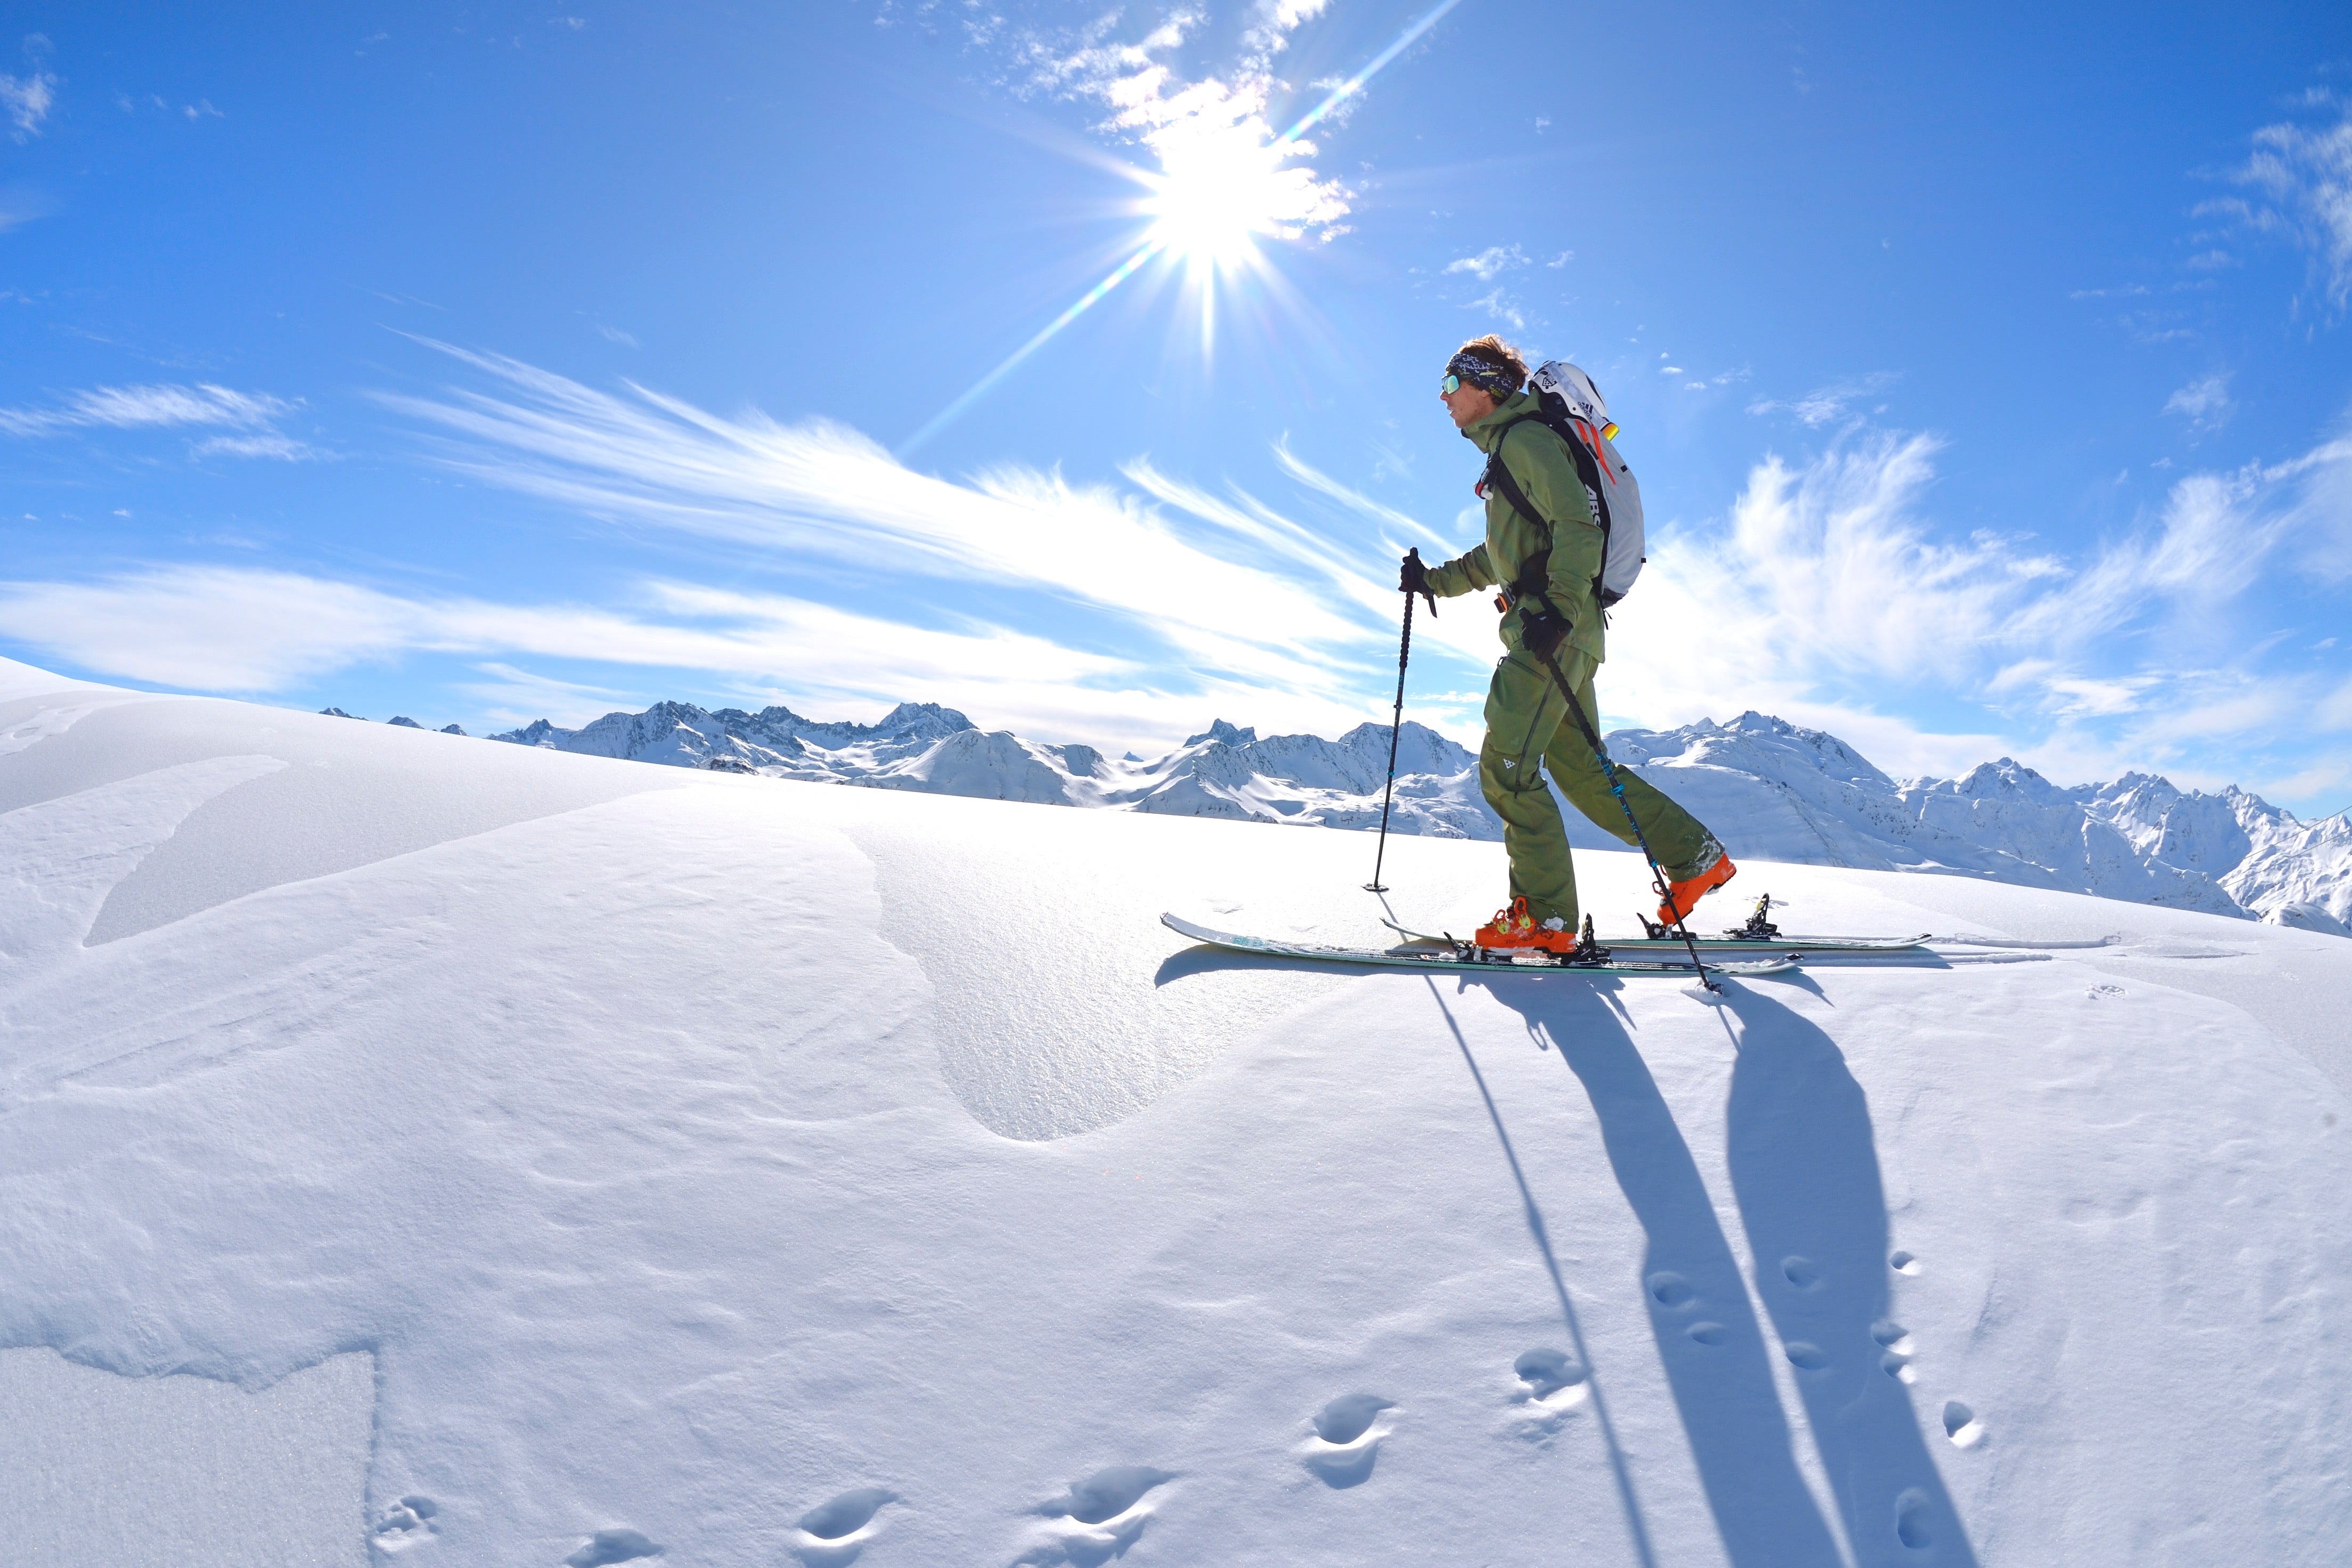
1402;335;1734;950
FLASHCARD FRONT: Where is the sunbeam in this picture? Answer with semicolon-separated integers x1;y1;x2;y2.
899;0;1470;456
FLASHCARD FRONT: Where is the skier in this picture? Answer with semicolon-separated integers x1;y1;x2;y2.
1401;336;1736;952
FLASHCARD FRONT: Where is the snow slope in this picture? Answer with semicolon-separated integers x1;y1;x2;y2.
5;654;2351;1567
485;698;2351;931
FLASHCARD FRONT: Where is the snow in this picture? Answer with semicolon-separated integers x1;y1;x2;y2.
0;1349;372;1567
4;653;2351;1565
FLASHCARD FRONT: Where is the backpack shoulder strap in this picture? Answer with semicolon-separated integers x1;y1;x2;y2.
1480;412;1616;616
1479;415;1550;532
1479;418;1557;612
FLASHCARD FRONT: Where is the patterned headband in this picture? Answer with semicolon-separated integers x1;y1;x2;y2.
1446;350;1520;399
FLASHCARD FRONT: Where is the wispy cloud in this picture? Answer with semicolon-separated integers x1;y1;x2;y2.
1;34;56;141
370;340;1386;695
2162;372;2234;436
0;564;1387;748
2232;102;2352;310
0;382;285;434
1444;244;1526;281
1463;287;1524;331
191;433;325;462
1746;372;1900;428
0;381;320;459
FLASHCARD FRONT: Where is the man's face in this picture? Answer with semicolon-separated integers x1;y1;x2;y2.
1442;378;1499;429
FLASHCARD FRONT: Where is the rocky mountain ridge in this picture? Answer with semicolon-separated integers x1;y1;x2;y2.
466;698;2350;934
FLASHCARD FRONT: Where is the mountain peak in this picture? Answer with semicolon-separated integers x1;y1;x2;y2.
455;690;2342;932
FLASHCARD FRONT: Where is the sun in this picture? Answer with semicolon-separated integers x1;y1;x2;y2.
1138;116;1339;272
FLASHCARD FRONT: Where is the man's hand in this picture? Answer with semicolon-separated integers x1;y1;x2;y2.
1398;550;1430;597
1398;549;1437;616
1519;607;1570;658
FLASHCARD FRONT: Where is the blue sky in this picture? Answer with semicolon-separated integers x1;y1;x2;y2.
3;1;2349;814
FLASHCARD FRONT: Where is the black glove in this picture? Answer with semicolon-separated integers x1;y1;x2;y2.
1518;607;1569;658
1398;550;1431;598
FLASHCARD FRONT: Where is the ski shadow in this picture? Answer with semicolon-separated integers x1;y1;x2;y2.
1459;973;1847;1568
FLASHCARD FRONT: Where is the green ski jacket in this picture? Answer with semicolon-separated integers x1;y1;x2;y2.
1423;388;1607;663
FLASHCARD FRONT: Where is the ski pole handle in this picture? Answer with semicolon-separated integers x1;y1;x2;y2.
1403;546;1438;618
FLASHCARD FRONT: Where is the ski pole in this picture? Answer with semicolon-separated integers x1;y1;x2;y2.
1366;549;1436;894
1529;644;1718;991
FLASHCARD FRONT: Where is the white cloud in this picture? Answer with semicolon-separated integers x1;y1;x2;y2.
597;324;639;347
2234;103;2352;309
0;564;1391;750
1240;0;1332;60
0;382;294;436
1598;421;2352;791
457;662;636;730
1015;7;1350;245
2162;372;2234;435
1464;288;1524;330
190;433;323;462
0;69;55;139
0;568;424;690
1444;244;1526;282
1747;372;1900;428
0;381;320;461
371;341;1389;698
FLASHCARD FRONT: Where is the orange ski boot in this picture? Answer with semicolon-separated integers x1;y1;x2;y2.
1655;852;1737;928
1473;895;1579;952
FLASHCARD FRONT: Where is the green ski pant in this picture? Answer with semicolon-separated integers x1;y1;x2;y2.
1480;647;1720;928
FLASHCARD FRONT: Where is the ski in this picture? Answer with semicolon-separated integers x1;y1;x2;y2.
1376;916;1929;954
1162;913;1800;977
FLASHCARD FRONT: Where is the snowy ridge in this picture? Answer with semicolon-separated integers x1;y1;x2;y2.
486;699;2351;932
490;706;1496;840
7;652;2352;1567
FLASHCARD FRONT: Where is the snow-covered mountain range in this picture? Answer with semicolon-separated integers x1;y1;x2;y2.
468;698;2352;934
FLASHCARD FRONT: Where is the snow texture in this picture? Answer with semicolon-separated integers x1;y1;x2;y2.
485;698;2351;932
3;654;2350;1567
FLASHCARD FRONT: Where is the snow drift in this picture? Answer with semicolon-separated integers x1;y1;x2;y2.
4;653;2351;1567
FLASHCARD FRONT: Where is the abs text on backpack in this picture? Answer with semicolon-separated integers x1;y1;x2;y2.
1481;361;1646;609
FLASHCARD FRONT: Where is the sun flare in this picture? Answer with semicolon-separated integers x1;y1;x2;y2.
1139;113;1346;271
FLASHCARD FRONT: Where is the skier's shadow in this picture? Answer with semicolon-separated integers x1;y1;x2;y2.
1463;975;1978;1568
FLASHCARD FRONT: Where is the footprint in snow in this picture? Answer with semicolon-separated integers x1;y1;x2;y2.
1942;1400;1985;1449
789;1489;899;1567
1645;1271;1696;1309
1017;1467;1173;1565
1875;1319;1916;1382
1507;1349;1589;1440
565;1528;663;1567
1894;1488;1936;1549
1301;1394;1396;1487
374;1496;438;1552
1890;1250;1921;1275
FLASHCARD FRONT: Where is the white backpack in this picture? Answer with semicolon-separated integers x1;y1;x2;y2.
1518;361;1646;607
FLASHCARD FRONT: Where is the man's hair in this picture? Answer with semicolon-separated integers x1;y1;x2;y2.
1456;334;1528;390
